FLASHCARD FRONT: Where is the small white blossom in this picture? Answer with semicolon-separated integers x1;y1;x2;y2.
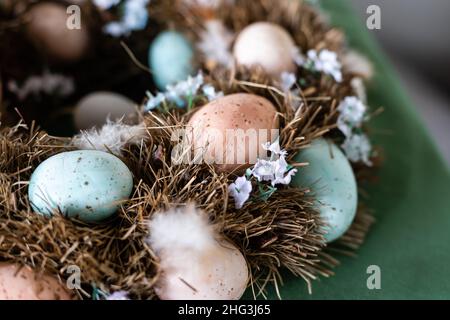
263;140;288;158
252;159;277;183
272;156;298;186
341;133;373;166
299;49;343;82
253;141;296;186
94;0;120;9
197;20;234;68
145;92;166;110
202;84;224;101
107;291;130;300
337;96;367;137
145;72;223;111
292;47;306;66
8;72;74;101
103;0;150;37
228;176;252;209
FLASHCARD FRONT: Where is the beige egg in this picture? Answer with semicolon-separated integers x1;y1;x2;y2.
156;239;248;300
187;93;279;173
0;263;73;300
233;22;297;76
25;2;89;62
74;92;137;130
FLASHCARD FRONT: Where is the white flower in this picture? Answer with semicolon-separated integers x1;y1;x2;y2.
252;156;297;187
145;92;166;111
202;84;224;101
280;72;297;92
122;0;150;30
300;49;343;82
272;156;298;186
252;159;277;182
103;0;150;37
341;133;373;166
262;140;288;158
94;0;120;9
253;141;297;187
337;96;367;137
7;71;74;101
104;22;130;37
197;20;234;68
107;291;130;300
145;72;223;110
228;176;252;209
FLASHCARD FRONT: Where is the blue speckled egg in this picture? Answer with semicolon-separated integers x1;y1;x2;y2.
292;138;358;242
28;150;133;223
149;30;194;90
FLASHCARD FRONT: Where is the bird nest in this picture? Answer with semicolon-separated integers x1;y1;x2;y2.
0;0;379;299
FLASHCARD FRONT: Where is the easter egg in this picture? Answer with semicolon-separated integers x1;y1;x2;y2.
74;92;137;130
233;22;297;76
25;2;89;62
292;138;358;242
148;205;249;300
0;263;72;300
28;150;133;223
187;93;279;173
149;31;194;90
156;239;248;300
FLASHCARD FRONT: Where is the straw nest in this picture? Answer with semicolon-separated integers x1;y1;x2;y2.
0;0;378;299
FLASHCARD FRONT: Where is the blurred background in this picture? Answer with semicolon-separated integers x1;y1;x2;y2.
350;0;450;164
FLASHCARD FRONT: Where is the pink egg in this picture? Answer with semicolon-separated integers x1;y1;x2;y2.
188;93;279;173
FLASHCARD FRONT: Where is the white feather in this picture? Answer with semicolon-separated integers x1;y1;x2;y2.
147;205;216;253
72;119;147;156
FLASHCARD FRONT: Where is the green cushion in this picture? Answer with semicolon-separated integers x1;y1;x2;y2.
263;0;450;300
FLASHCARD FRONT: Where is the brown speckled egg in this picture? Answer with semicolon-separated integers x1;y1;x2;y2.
0;263;73;300
25;2;89;62
233;22;297;76
188;93;279;173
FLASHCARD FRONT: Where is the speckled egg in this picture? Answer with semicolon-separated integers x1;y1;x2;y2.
188;93;279;173
28;150;133;223
292;138;358;242
74;92;137;130
0;263;72;300
233;22;297;76
149;31;194;90
25;2;89;62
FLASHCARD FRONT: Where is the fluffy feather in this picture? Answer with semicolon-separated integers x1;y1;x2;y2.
72;119;147;156
147;205;216;253
197;20;234;68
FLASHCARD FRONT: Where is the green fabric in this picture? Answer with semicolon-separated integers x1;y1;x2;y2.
264;0;450;300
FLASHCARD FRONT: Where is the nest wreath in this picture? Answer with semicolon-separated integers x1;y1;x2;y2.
0;0;381;300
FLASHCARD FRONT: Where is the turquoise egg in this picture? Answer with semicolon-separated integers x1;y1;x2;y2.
292;138;357;242
149;30;194;90
28;150;133;223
